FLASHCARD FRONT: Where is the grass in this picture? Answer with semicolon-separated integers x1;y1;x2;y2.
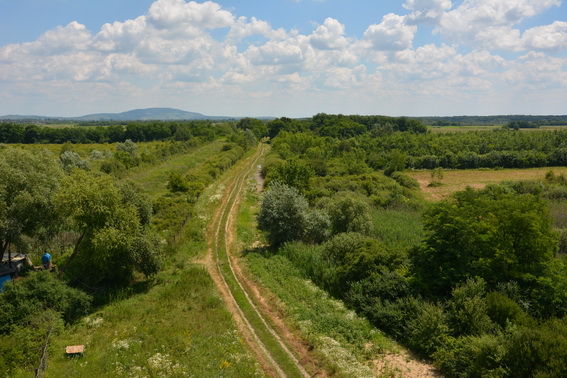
44;266;261;377
246;252;388;377
408;167;567;201
372;209;424;253
210;146;310;376
126;139;224;198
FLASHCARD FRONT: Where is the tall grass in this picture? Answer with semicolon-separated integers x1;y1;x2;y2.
246;252;393;377
45;266;261;377
372;209;424;253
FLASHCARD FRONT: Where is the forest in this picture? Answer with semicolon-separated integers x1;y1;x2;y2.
1;115;566;377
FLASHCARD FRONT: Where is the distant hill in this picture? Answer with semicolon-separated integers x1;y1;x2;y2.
75;108;220;121
0;108;235;121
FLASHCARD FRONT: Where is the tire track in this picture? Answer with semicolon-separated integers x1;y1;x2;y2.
206;144;310;378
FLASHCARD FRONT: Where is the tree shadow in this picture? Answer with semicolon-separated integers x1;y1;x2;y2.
241;245;277;258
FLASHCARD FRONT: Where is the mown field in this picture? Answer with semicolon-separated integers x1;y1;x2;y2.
429;125;567;133
409;167;567;200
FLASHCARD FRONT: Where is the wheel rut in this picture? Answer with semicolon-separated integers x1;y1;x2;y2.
203;144;312;378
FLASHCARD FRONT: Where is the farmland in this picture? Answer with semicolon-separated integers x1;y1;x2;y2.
409;167;567;200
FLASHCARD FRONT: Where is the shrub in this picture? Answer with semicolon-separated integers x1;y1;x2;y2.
390;171;419;189
446;278;496;336
504;318;567;377
485;291;532;329
258;182;310;247
258;182;331;247
433;334;508;377
405;302;451;357
0;270;91;333
326;192;373;235
166;172;189;193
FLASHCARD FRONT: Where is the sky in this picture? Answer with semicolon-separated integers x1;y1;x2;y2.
0;0;566;118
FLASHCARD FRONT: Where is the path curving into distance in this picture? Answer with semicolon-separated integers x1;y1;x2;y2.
204;143;313;378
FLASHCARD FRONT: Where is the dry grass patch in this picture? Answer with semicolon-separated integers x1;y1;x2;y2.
409;167;567;201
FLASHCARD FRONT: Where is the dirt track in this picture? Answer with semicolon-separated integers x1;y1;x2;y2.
202;144;315;377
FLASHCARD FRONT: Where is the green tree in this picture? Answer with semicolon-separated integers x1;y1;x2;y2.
266;160;314;192
413;186;557;296
236;118;267;139
166;172;189;193
258;182;330;247
56;170;161;286
0;148;64;266
60;150;91;172
326;192;373;235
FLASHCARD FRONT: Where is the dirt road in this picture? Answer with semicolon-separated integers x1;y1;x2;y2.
203;144;315;377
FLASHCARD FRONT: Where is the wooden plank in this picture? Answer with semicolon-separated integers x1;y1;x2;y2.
65;345;84;354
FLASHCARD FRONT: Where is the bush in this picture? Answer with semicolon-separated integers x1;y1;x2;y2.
390;171;419;189
405;302;451;357
0;270;91;333
258;182;331;247
326;192;373;235
258;182;310;246
485;291;532;329
433;334;509;377
446;278;496;336
504;318;567;377
166;172;189;193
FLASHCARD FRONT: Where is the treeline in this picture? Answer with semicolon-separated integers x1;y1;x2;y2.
359;129;567;170
0;121;228;144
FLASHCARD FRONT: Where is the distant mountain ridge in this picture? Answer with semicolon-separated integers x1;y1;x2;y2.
0;108;236;121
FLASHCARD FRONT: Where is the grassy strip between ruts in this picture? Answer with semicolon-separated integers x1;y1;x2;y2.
211;145;308;376
39;145;263;378
236;176;400;377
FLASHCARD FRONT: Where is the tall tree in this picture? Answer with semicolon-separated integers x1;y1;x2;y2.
413;186;557;296
0;148;63;266
56;171;161;286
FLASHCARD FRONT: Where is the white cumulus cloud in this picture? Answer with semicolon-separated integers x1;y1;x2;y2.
404;0;453;24
364;13;417;51
310;18;350;50
436;0;561;50
522;21;567;51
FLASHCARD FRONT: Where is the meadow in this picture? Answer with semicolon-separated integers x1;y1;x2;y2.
408;167;567;200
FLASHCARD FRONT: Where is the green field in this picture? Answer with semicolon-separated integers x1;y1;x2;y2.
429;125;567;133
126;140;224;198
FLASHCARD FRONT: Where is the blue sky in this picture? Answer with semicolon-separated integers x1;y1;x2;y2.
0;0;566;117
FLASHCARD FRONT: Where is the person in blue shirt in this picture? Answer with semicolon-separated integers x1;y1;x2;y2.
42;252;52;270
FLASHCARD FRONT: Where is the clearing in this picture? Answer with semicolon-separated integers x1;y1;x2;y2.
409;167;567;201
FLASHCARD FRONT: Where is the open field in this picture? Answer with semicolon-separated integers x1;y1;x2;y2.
429;125;567;133
409;167;567;200
126;139;224;198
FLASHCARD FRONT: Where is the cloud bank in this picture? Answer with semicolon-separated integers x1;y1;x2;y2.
0;0;565;116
